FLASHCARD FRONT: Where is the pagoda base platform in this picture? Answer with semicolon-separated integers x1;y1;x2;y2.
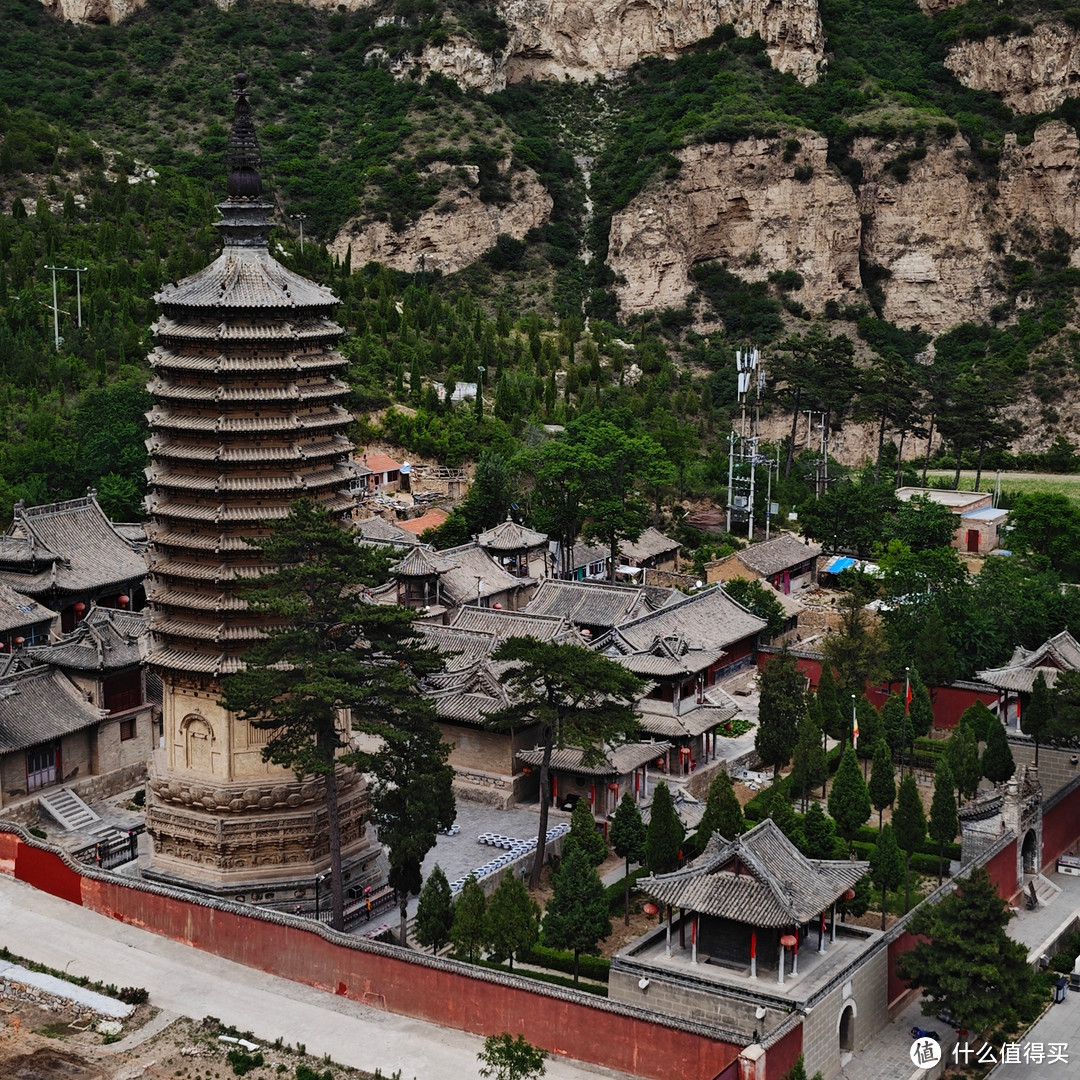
144;764;379;910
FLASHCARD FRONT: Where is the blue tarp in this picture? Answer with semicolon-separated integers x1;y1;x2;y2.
822;556;856;574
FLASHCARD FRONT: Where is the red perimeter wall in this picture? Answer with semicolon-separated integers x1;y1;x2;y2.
0;830;745;1080
1042;781;1080;870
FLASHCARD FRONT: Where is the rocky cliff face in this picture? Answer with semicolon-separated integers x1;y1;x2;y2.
913;0;966;14
497;0;824;86
41;0;145;24
608;137;862;314
327;160;551;274
945;24;1080;114
609;122;1080;334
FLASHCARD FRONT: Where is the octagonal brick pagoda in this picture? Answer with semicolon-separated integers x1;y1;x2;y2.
143;76;376;905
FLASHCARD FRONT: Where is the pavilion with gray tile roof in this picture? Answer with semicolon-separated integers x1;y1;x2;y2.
476;515;550;579
639;818;869;979
977;630;1080;694
617;526;682;573
523;578;674;637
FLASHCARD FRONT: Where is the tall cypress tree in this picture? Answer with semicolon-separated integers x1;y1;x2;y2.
928;760;958;885
893;774;926;912
756;649;806;777
828;747;872;848
981;719;1016;786
816;663;845;745
542;846;611;984
451;874;488;963
415;865;454;955
564;796;607;867
645;781;684;874
696;767;746;847
486;872;540;970
869;824;904;929
1024;672;1053;767
868;737;896;830
610;792;646;926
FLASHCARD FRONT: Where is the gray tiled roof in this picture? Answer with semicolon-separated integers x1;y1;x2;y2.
619;526;681;563
635;698;738;739
0;665;106;753
0;496;147;598
976;630;1080;693
735;533;821;578
430;543;528;605
0;584;54;634
355;516;417;545
598;585;766;654
447;606;576;642
616;634;727;679
25;607;148;673
524;579;660;628
427;660;514;726
156;247;338;310
516;741;670;777
476;516;549;553
642;819;868;927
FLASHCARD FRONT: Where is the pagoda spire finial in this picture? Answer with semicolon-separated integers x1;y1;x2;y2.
226;72;263;199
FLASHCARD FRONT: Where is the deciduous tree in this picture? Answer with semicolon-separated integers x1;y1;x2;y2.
478;1034;546;1080
487;638;643;888
722;577;787;641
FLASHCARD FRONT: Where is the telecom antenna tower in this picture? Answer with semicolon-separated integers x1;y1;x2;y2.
726;347;767;536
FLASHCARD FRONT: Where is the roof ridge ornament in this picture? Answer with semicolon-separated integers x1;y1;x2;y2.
227;72;262;199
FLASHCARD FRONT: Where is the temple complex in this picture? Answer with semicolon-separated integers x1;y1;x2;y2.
142;75;376;905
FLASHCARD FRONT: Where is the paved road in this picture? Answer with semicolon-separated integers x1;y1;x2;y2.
0;874;629;1080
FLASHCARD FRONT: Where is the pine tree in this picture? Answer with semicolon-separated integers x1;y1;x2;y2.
816;663;845;745
893;774;926;912
802;801;838;860
415;865;454;954
610;791;646;925
542;846;611;984
696;767;746;847
868;738;896;830
756;649;806;776
928;760;958;885
486;872;540;970
897;866;1041;1035
869;824;904;929
645;781;685;874
981;718;1015;786
564;797;607;867
882;692;908;758
451;874;488;963
855;697;884;769
828;747;872;847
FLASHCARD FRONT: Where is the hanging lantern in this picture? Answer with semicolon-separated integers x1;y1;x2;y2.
73;602;86;614
14;637;25;647
117;595;130;607
780;934;798;949
843;888;856;901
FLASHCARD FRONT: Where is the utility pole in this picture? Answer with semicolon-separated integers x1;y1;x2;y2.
43;265;88;351
291;213;307;253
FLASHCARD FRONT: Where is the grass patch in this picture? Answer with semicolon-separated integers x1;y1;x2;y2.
924;471;1080;501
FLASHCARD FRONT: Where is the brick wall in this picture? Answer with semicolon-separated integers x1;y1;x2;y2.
1009;742;1080;800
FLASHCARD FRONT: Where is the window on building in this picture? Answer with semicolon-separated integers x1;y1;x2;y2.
119;718;136;742
26;742;59;791
104;670;143;713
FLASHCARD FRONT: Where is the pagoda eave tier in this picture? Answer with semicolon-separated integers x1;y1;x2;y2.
149;350;347;374
145;436;352;464
146;586;248;613
146;378;350;403
151;314;344;343
147;645;244;676
145;407;353;433
145;464;356;494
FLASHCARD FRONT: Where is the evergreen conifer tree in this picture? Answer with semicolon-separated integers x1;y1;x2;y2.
944;726;981;805
882;692;908;758
868;738;896;830
610;791;646;925
893;774;926;911
644;781;684;874
928;760;958;884
564;796;607;867
451;874;488;962
908;667;934;741
981;718;1015;786
696;767;746;847
869;824;904;929
790;709;828;812
855;697;884;769
756;649;806;776
415;865;454;954
828;747;872;848
542;846;611;984
897;866;1041;1035
486;872;540;970
816;663;845;745
769;790;804;850
802;801;838;860
1024;671;1053;766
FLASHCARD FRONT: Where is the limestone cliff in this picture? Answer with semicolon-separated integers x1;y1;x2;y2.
608;122;1080;335
913;0;966;14
608;137;862;315
497;0;824;86
328;160;551;274
945;24;1080;114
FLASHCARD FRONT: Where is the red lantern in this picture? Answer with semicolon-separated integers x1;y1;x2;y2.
642;902;659;917
780;934;797;948
843;888;856;901
73;602;86;614
117;595;129;608
14;637;25;647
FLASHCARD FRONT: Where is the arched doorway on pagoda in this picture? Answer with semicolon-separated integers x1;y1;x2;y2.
1022;829;1038;875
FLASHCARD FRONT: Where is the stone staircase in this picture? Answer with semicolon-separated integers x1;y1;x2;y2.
1025;873;1062;909
38;787;101;832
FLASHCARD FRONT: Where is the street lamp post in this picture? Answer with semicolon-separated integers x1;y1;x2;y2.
291;213;307;254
